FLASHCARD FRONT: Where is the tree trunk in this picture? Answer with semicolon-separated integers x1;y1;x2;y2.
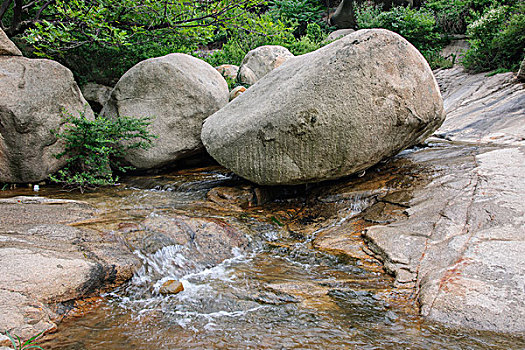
330;0;356;29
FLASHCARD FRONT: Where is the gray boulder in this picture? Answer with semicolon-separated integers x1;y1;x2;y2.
0;28;22;56
0;56;92;183
237;45;294;85
81;82;112;113
330;0;356;29
104;53;229;169
202;29;445;185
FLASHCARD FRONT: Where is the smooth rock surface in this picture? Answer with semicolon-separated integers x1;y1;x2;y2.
0;56;93;183
360;68;525;333
237;45;294;85
325;28;355;42
0;28;22;56
159;280;184;295
365;145;525;333
434;66;525;146
104;53;229;169
0;196;138;341
202;29;445;185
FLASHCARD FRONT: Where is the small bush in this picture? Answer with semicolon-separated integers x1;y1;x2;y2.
356;2;448;68
202;15;326;67
51;111;155;191
462;3;525;72
268;0;328;36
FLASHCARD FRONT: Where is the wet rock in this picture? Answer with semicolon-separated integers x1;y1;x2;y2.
0;196;138;341
229;86;246;101
215;64;239;81
0;28;22;56
265;282;339;311
0;54;93;183
159;280;184;295
313;221;371;260
202;29;445;185
103;53;229;169
133;214;250;271
364;145;525;333
434;66;525;146
362;202;407;224
237;45;294;85
206;186;255;210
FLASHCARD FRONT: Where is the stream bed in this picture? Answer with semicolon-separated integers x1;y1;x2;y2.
5;157;524;349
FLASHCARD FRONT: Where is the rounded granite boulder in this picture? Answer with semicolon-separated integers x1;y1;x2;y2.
202;29;445;185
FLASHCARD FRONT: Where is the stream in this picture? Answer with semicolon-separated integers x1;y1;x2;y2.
5;160;523;349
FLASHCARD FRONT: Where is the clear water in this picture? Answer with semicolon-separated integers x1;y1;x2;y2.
4;167;523;349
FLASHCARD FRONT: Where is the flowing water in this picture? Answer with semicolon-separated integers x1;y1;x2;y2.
5;165;524;349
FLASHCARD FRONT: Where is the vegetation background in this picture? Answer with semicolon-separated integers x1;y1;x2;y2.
0;0;523;188
1;0;523;85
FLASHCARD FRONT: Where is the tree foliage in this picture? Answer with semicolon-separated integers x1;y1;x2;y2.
1;0;266;51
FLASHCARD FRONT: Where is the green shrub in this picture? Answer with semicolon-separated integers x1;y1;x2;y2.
51;111;155;191
356;3;448;67
355;1;384;28
268;0;328;36
462;3;525;72
423;0;477;34
423;0;520;34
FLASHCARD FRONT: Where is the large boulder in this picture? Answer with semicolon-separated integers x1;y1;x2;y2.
0;54;92;183
104;53;229;169
0;29;22;56
202;29;445;185
237;45;294;85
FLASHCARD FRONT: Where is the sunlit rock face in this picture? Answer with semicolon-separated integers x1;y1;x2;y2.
104;53;229;170
202;29;445;185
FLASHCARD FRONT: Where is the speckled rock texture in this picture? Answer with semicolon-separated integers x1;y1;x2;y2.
363;68;525;333
202;29;445;185
0;197;138;342
103;53;229;170
0;29;21;56
0;54;92;183
236;45;294;86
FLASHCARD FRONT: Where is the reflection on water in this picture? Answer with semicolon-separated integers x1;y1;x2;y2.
42;241;523;350
3;166;523;350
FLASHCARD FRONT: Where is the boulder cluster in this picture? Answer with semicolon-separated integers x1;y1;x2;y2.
1;28;446;185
